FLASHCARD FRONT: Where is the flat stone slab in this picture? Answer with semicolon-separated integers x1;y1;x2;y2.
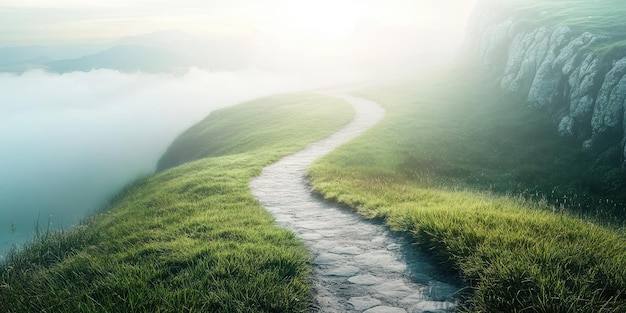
324;266;360;277
299;232;323;241
364;306;407;313
400;292;426;307
354;251;397;266
349;296;382;311
348;274;383;286
374;280;415;298
314;253;345;265
330;246;363;255
384;262;408;274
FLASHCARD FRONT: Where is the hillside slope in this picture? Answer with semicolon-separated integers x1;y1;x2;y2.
157;93;355;171
0;93;354;312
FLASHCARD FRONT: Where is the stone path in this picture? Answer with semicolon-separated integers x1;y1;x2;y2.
250;93;460;313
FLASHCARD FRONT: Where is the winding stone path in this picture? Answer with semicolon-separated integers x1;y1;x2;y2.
250;93;460;312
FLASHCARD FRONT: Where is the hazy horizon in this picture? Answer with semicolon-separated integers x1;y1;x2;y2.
1;0;478;75
0;67;371;258
0;0;479;258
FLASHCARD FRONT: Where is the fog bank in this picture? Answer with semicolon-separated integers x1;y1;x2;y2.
0;68;362;259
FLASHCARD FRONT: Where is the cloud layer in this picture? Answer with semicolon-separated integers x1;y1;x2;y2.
0;68;357;258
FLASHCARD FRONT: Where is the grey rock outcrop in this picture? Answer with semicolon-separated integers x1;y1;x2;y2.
470;3;626;165
558;115;574;136
592;57;626;137
526;26;571;108
501;27;551;94
567;53;598;122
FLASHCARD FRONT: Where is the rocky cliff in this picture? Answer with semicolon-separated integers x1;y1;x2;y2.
469;1;626;167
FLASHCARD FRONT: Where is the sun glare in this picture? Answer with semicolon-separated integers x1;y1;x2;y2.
288;0;361;40
265;0;362;42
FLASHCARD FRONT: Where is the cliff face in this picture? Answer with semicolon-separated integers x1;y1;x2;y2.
469;2;626;167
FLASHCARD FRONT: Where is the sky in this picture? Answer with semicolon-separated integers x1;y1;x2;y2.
0;0;477;51
0;0;479;257
0;0;480;76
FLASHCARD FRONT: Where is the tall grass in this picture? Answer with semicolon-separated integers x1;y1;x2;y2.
0;93;354;312
308;66;626;312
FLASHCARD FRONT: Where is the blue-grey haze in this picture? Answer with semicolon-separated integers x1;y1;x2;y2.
0;68;336;259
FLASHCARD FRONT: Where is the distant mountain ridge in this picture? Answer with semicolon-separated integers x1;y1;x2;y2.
0;46;49;66
46;45;185;73
0;30;256;74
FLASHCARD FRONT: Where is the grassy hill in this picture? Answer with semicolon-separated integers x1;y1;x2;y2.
308;66;626;312
0;93;354;312
3;2;625;309
156;93;356;171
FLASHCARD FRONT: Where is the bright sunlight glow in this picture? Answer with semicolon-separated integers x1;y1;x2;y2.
259;0;362;43
0;0;479;74
287;0;361;40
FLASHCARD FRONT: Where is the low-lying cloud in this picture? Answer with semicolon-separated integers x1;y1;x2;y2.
0;68;363;258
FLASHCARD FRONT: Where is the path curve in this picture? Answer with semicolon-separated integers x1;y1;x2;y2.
250;93;460;313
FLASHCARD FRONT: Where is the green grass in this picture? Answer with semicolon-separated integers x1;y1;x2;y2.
308;66;626;312
0;93;354;312
157;93;356;171
485;0;626;33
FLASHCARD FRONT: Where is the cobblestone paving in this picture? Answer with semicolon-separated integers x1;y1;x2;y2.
251;93;460;313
